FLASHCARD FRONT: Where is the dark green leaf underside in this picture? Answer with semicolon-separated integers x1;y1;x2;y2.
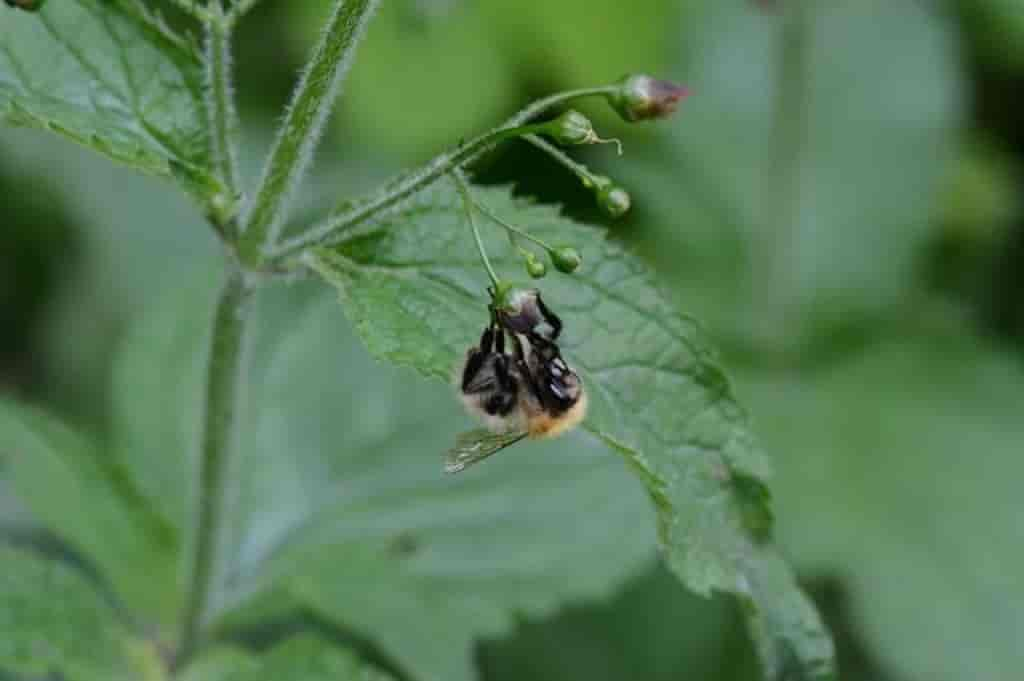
306;182;836;680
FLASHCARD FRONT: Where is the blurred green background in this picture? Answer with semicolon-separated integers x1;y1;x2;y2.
3;0;1023;679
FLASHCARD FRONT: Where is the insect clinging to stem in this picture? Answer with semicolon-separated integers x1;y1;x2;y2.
448;287;587;473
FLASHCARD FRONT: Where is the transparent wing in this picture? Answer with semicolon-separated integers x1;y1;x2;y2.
444;429;527;474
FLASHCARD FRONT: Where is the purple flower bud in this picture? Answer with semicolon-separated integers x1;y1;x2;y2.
491;285;560;340
608;74;691;122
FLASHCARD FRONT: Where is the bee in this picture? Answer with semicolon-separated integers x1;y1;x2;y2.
449;291;587;473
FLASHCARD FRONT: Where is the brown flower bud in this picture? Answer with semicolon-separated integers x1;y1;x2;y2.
608;74;690;122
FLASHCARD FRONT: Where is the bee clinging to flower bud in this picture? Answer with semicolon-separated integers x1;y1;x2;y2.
449;286;587;473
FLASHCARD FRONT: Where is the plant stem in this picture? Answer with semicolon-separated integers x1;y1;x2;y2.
227;0;261;24
169;0;215;24
473;195;555;253
524;134;605;188
453;172;500;287
178;270;250;663
238;0;380;266
270;86;619;260
204;13;241;237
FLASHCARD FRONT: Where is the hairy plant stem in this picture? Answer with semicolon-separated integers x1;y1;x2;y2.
178;269;250;664
754;1;810;357
204;13;241;237
239;0;380;267
270;86;619;260
169;0;214;24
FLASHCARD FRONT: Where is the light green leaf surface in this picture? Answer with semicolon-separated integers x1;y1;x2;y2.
0;0;213;191
110;274;657;681
306;183;835;680
0;399;179;627
0;546;163;681
739;325;1024;681
626;1;961;349
181;636;393;681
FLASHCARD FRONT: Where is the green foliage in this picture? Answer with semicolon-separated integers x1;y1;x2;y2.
0;546;163;681
739;324;1024;681
0;0;216;196
626;1;962;352
0;1;845;680
306;183;834;680
103;276;657;681
481;562;757;681
181;636;395;681
0;400;179;626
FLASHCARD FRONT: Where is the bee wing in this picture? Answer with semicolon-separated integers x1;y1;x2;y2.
444;429;527;474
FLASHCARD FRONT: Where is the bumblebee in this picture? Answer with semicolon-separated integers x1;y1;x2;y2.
450;290;586;473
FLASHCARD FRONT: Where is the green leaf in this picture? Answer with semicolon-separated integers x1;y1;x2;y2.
0;399;179;628
481;561;757;681
738;324;1024;681
0;546;164;681
181;636;393;681
111;275;657;681
0;0;214;194
305;183;835;680
624;1;961;350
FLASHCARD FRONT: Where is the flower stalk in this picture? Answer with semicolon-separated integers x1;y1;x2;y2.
239;0;381;266
204;11;241;237
269;86;625;260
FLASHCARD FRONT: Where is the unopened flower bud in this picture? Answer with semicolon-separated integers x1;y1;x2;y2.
608;74;690;122
492;285;558;339
525;253;548;279
4;0;47;9
597;184;631;218
549;247;582;274
547;110;597;146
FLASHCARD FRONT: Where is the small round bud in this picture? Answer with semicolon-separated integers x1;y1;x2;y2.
525;253;548;279
596;184;632;218
549;246;582;274
547;110;597;146
4;0;47;9
491;282;533;315
608;74;690;122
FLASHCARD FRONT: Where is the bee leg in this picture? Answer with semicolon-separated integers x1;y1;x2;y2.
485;353;519;416
535;295;563;341
508;332;546;405
461;326;495;392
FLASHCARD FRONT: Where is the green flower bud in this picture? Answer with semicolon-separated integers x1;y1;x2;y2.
596;184;632;218
547;109;597;146
491;281;532;313
4;0;46;9
525;253;548;279
549;246;582;274
608;74;690;122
